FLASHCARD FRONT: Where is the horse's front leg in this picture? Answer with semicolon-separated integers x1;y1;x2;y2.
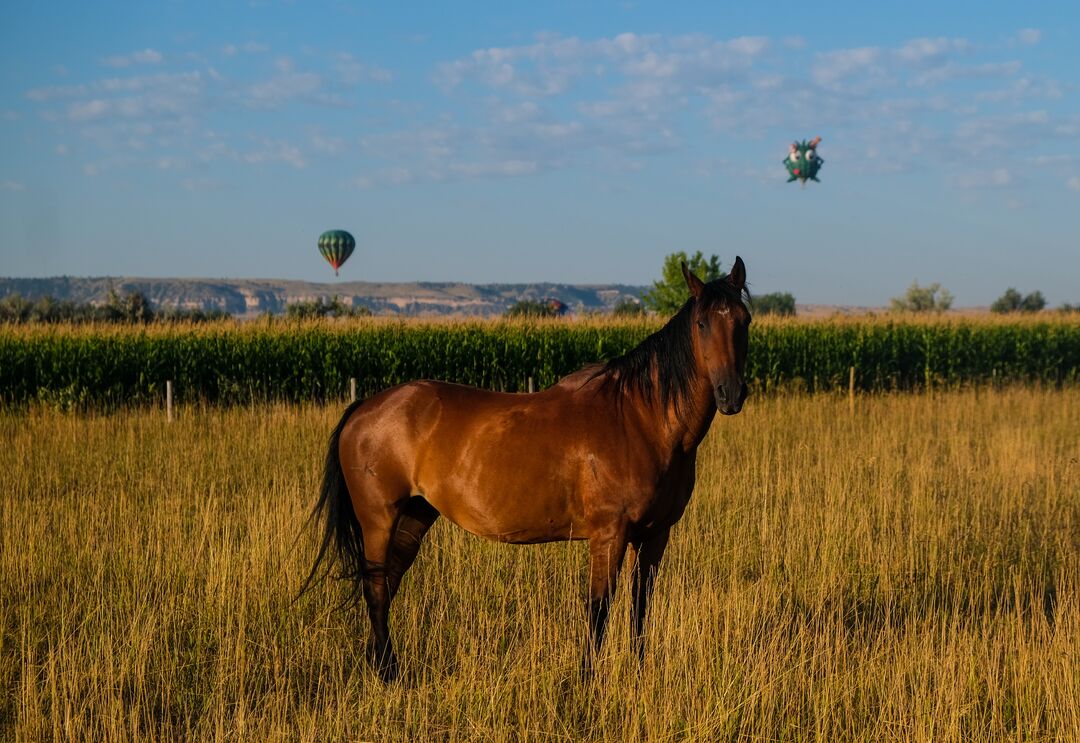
582;524;629;676
630;527;670;664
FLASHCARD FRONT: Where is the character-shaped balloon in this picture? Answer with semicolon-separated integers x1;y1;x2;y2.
783;136;824;186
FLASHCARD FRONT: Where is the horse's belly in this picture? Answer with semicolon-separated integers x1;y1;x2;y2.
420;461;584;543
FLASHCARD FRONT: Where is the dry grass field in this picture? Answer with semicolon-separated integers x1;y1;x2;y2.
2;388;1077;741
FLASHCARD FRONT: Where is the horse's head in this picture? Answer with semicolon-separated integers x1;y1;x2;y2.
682;257;750;416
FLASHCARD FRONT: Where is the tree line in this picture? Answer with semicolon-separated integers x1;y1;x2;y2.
0;290;230;324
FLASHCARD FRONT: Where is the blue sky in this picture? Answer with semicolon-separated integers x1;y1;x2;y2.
1;1;1078;306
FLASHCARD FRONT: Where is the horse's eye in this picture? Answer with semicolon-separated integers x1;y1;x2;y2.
697;320;705;329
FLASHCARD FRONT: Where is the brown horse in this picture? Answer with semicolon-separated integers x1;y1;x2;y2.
304;259;750;681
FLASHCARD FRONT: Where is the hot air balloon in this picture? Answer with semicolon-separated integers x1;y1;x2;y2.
318;230;355;276
783;136;824;187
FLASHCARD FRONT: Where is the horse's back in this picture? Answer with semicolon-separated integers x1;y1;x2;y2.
339;378;612;541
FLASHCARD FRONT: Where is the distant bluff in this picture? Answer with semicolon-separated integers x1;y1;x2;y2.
0;277;647;318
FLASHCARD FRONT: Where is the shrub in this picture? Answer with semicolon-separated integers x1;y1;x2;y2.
284;296;372;319
890;281;954;313
611;298;646;317
992;288;1046;314
751;292;796;317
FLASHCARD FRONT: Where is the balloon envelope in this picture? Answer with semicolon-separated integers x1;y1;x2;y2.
318;230;355;275
783;137;824;186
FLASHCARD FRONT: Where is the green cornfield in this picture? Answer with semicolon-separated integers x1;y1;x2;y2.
1;314;1078;408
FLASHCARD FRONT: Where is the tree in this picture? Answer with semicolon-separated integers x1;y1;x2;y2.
1020;291;1046;312
0;290;229;324
890;281;954;313
504;300;561;318
990;288;1023;313
991;288;1046;313
611;298;646;317
285;296;371;319
98;288;154;323
752;292;796;317
642;251;724;315
0;294;33;323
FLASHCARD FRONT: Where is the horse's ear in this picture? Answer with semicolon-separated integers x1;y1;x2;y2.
728;256;746;291
681;261;706;300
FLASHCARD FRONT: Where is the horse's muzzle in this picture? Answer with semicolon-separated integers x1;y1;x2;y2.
715;381;747;416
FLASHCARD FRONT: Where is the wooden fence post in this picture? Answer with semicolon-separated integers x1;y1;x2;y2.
848;366;855;415
350;377;357;403
166;380;173;423
528;376;535;394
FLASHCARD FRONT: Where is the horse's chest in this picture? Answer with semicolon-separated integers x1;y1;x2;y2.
626;453;696;529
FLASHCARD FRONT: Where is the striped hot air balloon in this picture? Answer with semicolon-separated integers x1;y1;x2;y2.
317;230;356;276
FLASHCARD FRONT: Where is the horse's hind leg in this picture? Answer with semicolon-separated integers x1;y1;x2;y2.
386;496;440;599
356;496;439;683
353;504;403;683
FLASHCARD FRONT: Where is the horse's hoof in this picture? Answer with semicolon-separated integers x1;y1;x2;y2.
377;656;400;683
368;641;400;683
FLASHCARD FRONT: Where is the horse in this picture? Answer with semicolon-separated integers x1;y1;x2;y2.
303;258;751;682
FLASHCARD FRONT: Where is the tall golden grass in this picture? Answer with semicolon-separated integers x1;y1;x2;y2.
2;388;1077;741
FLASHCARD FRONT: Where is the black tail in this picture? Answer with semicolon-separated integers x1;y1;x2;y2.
298;399;367;604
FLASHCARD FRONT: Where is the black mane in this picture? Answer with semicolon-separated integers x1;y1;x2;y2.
596;279;748;415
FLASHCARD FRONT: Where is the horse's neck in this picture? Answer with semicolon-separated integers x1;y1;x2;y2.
649;371;717;454
680;374;719;450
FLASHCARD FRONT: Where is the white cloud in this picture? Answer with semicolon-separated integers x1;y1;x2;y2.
27;83;89;101
155;155;189;170
976;76;1063;103
896;37;970;64
15;29;1074;195
1067;176;1080;192
243;139;307;169
952;110;1080;158
1016;29;1042;46
444;160;538;178
353;159;540;189
914;60;1022;87
220;41;269;57
811;47;882;86
248;72;322;104
436;32;769;97
102;49;164;68
811;36;992;92
1;180;25;191
310;132;346;154
181;176;223;192
956;167;1013;190
69;99;109;121
353;167;414;189
335;53;393;85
